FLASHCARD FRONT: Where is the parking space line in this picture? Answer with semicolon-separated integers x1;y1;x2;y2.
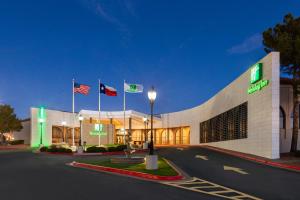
162;177;262;200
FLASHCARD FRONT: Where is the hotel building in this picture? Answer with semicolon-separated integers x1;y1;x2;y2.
10;52;300;159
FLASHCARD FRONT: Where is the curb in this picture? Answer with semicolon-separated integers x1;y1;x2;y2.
203;145;300;172
163;158;192;181
68;161;183;181
74;150;148;156
38;149;148;156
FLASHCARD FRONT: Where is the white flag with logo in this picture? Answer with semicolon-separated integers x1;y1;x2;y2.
124;83;143;93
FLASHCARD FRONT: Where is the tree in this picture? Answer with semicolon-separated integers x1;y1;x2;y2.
0;104;23;144
263;13;300;152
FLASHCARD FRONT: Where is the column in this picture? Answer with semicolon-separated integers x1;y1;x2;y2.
129;117;132;144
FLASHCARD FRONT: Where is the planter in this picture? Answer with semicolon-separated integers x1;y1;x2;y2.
145;155;158;170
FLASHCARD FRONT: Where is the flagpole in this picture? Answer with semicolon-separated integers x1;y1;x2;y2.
123;80;126;144
98;79;101;147
72;79;75;147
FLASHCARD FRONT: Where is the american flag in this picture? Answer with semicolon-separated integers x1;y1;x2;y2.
74;82;90;95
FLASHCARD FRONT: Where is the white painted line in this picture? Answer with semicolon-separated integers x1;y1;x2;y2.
195;155;208;160
223;165;248;175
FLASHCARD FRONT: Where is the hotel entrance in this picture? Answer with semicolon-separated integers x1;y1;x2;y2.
130;126;190;145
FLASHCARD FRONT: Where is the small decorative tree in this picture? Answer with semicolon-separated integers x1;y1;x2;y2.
0;104;23;144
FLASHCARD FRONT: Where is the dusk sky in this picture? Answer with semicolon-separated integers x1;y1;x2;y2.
0;0;300;118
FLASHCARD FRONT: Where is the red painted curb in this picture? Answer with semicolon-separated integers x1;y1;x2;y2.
203;146;300;172
71;162;183;181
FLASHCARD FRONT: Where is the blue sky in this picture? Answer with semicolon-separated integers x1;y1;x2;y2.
0;0;299;118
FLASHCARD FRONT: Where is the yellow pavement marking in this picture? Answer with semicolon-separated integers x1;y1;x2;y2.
195;155;208;160
162;177;262;200
224;165;248;175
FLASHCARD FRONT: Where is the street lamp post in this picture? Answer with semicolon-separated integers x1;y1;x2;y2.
148;87;156;155
38;118;44;146
145;86;158;170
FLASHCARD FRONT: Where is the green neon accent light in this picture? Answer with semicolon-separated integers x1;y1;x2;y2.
90;124;107;136
32;106;48;147
250;63;262;84
247;79;269;94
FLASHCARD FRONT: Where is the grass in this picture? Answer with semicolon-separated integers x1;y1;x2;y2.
78;157;178;176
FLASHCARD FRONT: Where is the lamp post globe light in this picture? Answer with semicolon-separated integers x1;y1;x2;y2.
78;115;84;153
146;86;158;170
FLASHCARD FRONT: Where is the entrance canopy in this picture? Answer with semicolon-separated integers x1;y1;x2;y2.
79;110;161;129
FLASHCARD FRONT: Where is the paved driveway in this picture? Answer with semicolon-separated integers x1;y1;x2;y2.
0;151;219;200
158;146;300;200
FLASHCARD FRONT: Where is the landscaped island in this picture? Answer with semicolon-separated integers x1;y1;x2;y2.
77;157;178;176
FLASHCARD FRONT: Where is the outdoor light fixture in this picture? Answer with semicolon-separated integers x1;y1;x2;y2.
148;87;157;102
147;86;156;155
143;117;148;122
38;106;46;147
145;86;158;170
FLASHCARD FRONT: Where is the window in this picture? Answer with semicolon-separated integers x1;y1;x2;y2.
200;102;248;143
280;106;286;129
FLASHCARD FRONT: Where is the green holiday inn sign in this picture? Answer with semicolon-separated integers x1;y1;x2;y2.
89;124;107;136
247;63;269;94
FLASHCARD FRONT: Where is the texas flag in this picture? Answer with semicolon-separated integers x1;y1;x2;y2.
100;83;117;96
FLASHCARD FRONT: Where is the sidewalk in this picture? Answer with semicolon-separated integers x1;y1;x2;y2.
0;144;30;151
202;145;300;172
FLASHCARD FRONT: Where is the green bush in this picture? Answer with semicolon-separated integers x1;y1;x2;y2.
86;146;107;153
115;144;127;151
47;145;72;153
8;140;24;145
107;146;118;152
39;146;48;152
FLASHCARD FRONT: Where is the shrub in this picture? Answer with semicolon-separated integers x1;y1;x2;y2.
86;146;107;153
39;146;48;152
107;146;118;152
105;145;127;152
47;145;72;153
8;140;24;145
115;144;127;151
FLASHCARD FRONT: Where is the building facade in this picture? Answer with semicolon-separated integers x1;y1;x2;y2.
14;52;297;159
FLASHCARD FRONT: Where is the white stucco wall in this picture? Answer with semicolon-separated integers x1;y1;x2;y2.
279;84;300;153
160;52;280;159
31;108;78;147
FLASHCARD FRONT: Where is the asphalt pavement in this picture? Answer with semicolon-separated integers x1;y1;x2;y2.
157;146;300;200
0;151;220;200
